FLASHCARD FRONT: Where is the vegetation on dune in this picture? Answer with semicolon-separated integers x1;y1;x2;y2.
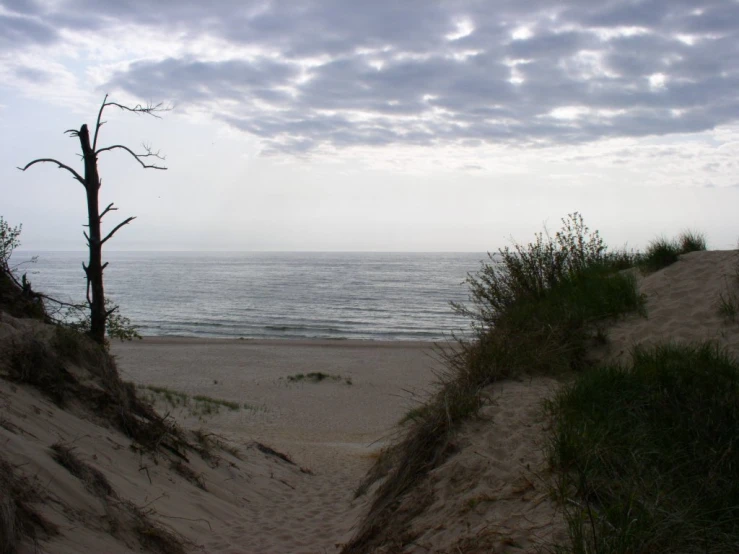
717;251;739;324
344;213;647;553
0;217;46;321
639;230;707;273
284;371;352;384
549;342;739;554
136;384;250;418
347;218;737;553
0;456;59;554
1;216;140;348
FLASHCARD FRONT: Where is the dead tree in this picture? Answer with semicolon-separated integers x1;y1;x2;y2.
18;95;168;344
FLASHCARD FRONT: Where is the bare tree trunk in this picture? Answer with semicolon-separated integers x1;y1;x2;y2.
78;124;106;344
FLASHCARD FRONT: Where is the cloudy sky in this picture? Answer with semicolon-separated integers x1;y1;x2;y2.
2;0;739;251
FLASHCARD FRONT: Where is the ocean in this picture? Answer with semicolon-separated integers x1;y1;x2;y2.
14;251;487;341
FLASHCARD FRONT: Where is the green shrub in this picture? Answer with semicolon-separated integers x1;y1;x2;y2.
548;342;739;553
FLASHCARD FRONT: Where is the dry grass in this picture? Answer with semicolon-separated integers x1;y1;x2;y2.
170;460;207;491
50;443;114;498
129;504;189;554
0;456;59;554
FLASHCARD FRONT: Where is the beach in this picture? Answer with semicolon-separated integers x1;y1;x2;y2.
111;338;445;551
113;338;443;473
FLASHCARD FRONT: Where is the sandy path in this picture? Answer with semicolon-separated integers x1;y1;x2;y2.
112;338;445;552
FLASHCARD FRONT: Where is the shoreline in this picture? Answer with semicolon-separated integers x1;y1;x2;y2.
127;335;446;348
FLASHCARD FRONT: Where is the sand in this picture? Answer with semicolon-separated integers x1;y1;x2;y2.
112;338;444;483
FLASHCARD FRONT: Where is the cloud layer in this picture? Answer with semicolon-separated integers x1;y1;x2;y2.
3;0;739;154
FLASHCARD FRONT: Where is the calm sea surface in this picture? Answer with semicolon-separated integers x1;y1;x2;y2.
14;252;486;341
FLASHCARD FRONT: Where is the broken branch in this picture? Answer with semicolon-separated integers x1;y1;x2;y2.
96;144;167;170
17;158;85;186
101;217;136;244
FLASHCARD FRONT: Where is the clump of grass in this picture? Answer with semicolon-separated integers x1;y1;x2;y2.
718;289;739;322
5;336;74;405
398;405;430;425
170;461;206;491
717;251;739;324
50;443;114;498
640;237;681;273
139;385;190;409
137;385;242;417
285;371;345;383
192;395;240;412
130;505;188;554
548;342;739;553
640;230;707;273
678;229;707;253
51;325;107;368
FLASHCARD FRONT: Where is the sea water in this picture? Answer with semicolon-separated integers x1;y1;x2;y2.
13;251;487;341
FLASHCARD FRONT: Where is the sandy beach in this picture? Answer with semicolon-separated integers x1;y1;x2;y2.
113;338;444;476
109;338;445;551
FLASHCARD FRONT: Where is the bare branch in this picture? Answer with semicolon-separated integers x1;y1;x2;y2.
83;231;90;244
92;93;109;152
105;304;119;317
100;202;118;220
17;158;85;186
104;99;171;118
102;216;136;244
101;262;109;271
37;292;86;310
96;144;167;170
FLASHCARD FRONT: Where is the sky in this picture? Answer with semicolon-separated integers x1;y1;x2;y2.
2;0;739;252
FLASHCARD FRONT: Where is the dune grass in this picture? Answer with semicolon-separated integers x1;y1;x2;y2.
137;385;242;416
639;230;707;274
548;342;739;553
344;213;646;553
717;251;739;323
0;456;59;554
285;371;350;384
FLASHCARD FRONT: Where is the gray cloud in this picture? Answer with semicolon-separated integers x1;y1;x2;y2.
6;0;739;153
0;12;58;50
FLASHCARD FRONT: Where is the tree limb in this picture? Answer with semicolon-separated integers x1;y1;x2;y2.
17;158;85;186
100;202;118;219
104;99;170;118
102;217;136;244
96;144;167;170
92;93;109;152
